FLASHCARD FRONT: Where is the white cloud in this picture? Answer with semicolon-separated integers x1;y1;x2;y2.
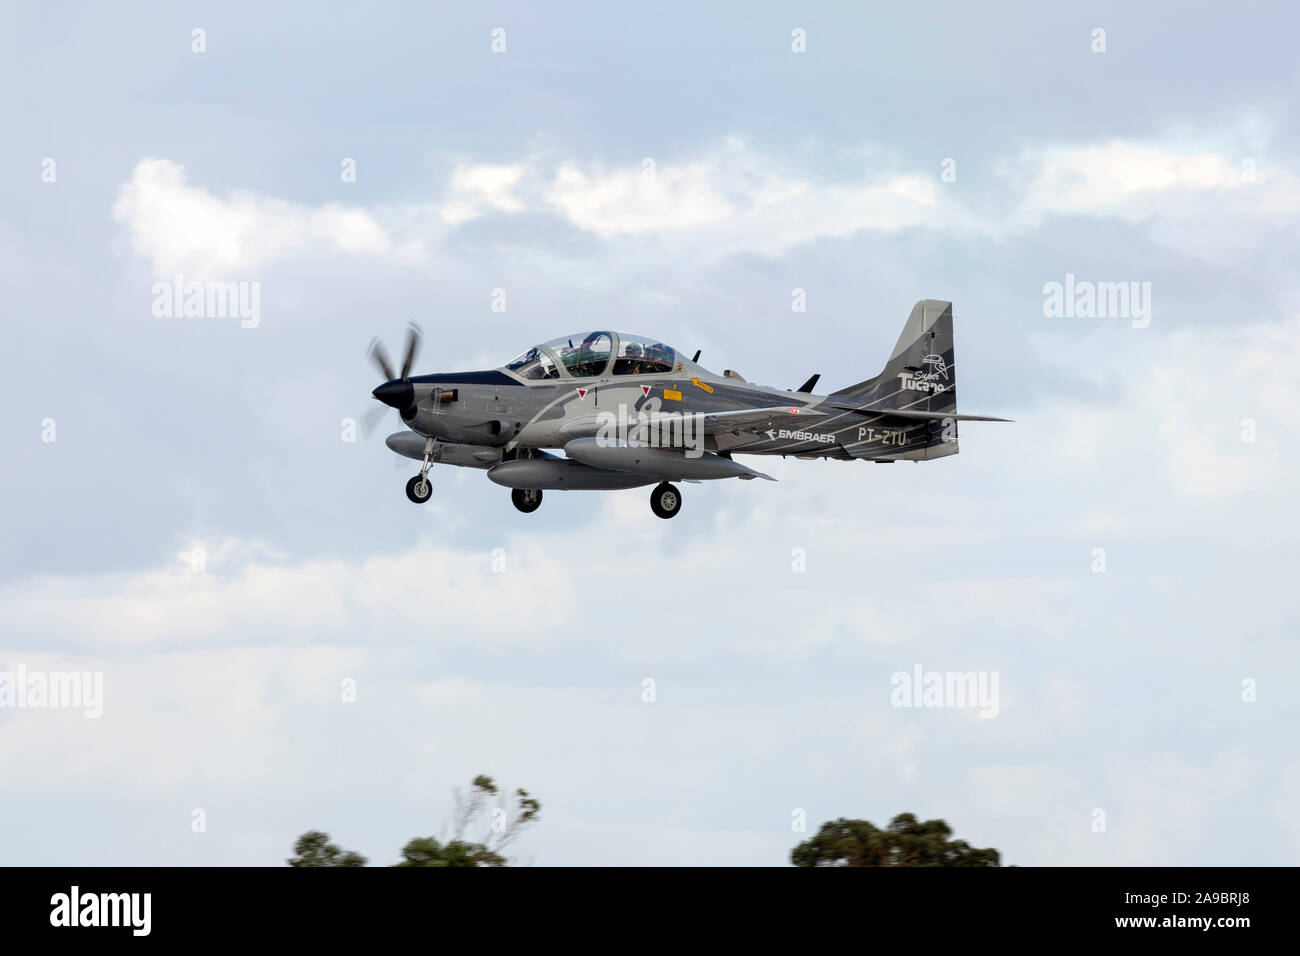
109;143;966;277
2;534;583;649
543;159;741;237
532;142;958;252
1011;140;1300;259
440;163;528;225
110;138;1300;274
432;142;958;253
111;158;398;276
1018;141;1250;221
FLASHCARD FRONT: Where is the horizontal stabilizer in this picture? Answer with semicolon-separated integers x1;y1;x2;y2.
828;401;1011;422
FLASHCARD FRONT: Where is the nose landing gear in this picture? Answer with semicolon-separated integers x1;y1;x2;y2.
405;437;435;504
405;475;432;503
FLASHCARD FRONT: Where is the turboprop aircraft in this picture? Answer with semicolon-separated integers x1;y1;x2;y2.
366;299;1009;519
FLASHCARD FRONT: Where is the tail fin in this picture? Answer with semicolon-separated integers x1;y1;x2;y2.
831;299;956;415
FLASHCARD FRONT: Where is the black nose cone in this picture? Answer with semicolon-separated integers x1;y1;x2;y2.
372;379;414;410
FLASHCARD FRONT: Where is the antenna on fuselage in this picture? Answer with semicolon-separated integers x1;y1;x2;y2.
692;350;701;363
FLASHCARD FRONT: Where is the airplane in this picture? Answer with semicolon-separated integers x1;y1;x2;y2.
366;299;1009;519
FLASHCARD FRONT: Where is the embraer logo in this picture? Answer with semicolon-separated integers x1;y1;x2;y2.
765;428;835;443
50;886;151;936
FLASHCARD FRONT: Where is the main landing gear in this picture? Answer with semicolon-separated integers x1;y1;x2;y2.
512;488;543;513
405;437;435;504
650;482;682;519
509;484;677;517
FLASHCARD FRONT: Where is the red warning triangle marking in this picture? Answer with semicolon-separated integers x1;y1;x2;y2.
576;388;588;399
640;385;651;396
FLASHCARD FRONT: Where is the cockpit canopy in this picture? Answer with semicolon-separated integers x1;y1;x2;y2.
503;332;680;380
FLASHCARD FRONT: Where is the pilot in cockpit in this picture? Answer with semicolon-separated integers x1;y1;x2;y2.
621;342;644;375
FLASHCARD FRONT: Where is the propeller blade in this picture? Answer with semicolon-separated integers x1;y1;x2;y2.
400;322;422;379
360;405;389;438
369;337;396;382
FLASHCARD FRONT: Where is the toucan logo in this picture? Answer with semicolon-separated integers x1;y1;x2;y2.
921;353;948;380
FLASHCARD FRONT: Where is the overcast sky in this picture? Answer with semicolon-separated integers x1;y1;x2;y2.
2;1;1297;866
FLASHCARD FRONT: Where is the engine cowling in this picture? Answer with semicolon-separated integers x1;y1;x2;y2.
402;407;515;446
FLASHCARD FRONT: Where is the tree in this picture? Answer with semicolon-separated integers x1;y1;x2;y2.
287;830;367;867
395;774;541;867
394;837;505;868
791;813;1001;867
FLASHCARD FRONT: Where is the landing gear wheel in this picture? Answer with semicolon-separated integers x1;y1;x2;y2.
512;488;543;514
650;482;682;519
405;474;432;504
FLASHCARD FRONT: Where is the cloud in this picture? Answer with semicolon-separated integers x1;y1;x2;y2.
441;138;1300;260
109;144;969;274
111;138;1300;274
518;141;959;252
543;159;740;236
2;535;579;650
439;163;528;225
111;158;399;276
1010;140;1300;259
1017;141;1253;221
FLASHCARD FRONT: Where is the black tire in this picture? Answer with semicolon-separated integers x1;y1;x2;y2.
405;474;432;504
650;482;682;519
512;488;543;513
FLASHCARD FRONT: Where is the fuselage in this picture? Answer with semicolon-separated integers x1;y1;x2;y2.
397;365;856;460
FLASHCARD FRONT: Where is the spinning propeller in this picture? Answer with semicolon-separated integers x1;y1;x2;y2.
362;322;421;437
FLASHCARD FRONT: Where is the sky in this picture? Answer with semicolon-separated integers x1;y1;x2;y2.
1;1;1298;866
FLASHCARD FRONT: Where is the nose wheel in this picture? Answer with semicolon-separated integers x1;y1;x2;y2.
650;482;682;519
512;488;543;513
405;437;435;504
405;474;432;503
